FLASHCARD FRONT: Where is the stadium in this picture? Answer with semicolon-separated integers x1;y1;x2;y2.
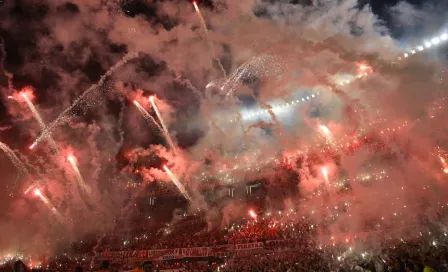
0;0;448;271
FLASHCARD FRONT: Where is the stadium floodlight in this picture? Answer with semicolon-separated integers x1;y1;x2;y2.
424;41;432;48
404;53;409;58
411;50;416;54
441;33;448;41
417;46;424;51
431;37;440;45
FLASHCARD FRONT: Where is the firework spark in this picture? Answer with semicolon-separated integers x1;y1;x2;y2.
21;92;59;154
68;155;90;193
133;100;162;132
149;96;177;153
163;165;192;203
34;189;64;223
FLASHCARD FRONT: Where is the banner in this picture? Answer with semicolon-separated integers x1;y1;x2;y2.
97;242;266;262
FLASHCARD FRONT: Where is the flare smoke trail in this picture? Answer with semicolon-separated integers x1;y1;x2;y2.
163;165;192;203
30;52;139;150
68;155;90;193
34;189;64;223
21;93;59;153
192;1;226;78
149;97;177;153
133;100;163;132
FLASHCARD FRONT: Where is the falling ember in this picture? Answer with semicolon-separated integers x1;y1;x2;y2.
149;96;177;153
163;165;192;203
68;154;90;193
34;188;64;223
133;100;162;132
29;144;35;150
249;209;257;220
21;92;59;153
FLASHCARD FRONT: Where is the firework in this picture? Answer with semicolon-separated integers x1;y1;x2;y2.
192;1;226;77
149;96;177;153
0;141;29;194
248;209;257;220
34;189;64;223
133;100;162;132
21;92;59;154
163;165;192;203
30;51;138;149
68;155;90;193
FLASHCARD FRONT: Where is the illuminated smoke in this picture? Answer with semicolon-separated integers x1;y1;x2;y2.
149;96;177;153
163;165;192;203
133;100;162;132
21;92;59;154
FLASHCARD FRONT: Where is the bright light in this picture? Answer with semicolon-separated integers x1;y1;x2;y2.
425;41;432;48
133;100;139;106
29;143;36;150
148;96;155;102
193;1;199;12
417;46;424;51
67;155;76;164
319;125;331;136
444;168;448;174
34;189;42;196
404;53;409;58
248;209;257;219
431;37;440;45
441;33;448;41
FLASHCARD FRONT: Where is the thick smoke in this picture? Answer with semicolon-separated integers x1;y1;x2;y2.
0;0;447;259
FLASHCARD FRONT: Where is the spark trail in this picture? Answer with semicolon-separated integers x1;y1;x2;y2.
30;51;139;150
163;165;192;203
133;100;163;132
21;93;59;153
193;1;226;78
34;189;64;223
149;96;177;153
0;141;31;194
68;155;90;193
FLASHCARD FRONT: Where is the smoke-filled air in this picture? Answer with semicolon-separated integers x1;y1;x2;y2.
1;0;448;270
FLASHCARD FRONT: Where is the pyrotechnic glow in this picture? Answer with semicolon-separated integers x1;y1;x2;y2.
163;165;192;203
21;92;59;153
34;188;41;196
249;209;257;220
149;96;177;153
322;167;330;185
68;154;90;192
